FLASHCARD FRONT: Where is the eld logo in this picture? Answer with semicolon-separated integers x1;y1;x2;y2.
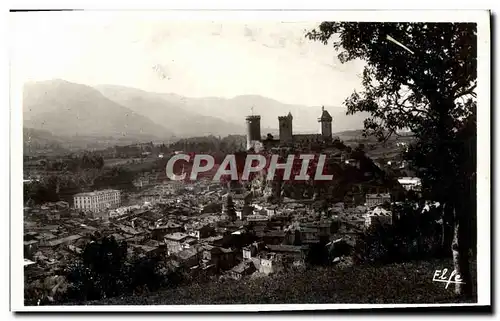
432;268;465;289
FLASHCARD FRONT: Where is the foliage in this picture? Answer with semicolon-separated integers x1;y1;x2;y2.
307;22;475;139
61;236;170;303
30;153;105;171
307;22;477;296
167;135;246;153
353;202;444;265
93;259;476;305
92;167;136;191
306;22;476;193
23;166;136;205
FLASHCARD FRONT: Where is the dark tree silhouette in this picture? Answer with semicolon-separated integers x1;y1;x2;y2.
307;22;477;297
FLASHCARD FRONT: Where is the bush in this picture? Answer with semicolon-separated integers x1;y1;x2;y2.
40;236;171;304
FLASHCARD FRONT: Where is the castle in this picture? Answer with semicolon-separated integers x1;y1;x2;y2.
245;107;334;150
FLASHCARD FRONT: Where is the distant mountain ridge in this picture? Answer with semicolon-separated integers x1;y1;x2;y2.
23;80;368;150
24;79;174;139
95;85;247;138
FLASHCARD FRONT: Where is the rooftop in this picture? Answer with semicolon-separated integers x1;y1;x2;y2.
366;193;391;198
231;261;254;274
164;232;192;242
267;244;308;253
398;177;422;185
46;234;83;247
318;106;333;122
74;189;120;198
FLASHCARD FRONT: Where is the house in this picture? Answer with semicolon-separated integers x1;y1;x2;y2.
201;245;237;271
397;177;422;191
46;210;61;221
264;205;278;216
300;227;320;244
164;232;198;255
301;220;338;242
246;214;269;224
129;244;165;258
365;193;391;207
45;234;83;247
263;230;286;245
186;224;215;239
259;253;283;275
34;232;57;246
228;261;256;280
152;222;183;240
175;247;201;269
364;207;393;228
24;240;39;260
266;244;309;262
242;241;264;259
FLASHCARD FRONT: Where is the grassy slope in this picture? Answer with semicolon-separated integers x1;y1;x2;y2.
89;259;477;305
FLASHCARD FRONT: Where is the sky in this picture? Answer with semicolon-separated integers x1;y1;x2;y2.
10;12;366;107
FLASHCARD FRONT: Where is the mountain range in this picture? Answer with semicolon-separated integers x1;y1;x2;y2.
23;79;368;149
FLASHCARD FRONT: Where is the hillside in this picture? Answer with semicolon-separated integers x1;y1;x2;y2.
23;80;174;139
87;259;476;305
23;128;68;155
159;93;369;133
96;85;247;138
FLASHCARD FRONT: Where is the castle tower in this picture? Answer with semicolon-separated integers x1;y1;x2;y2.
278;112;293;145
318;106;333;140
246;115;262;150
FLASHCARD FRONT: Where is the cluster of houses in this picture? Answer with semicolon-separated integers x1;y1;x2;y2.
24;174;411;304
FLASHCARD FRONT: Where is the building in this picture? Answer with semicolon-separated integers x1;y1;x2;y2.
73;189;121;213
164;232;198;255
151;222;183;240
318;106;333;139
397;177;422;191
365;193;391;207
259;253;284;275
186;224;215;239
242;241;264;260
278;112;294;145
175;247;201;269
228;261;256;280
201;245;237;271
246;115;262;150
245;106;335;151
364;207;393;228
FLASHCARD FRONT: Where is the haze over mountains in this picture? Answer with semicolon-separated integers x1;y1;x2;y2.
23;79;368;149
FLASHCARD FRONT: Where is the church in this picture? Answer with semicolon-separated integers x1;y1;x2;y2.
245;107;334;151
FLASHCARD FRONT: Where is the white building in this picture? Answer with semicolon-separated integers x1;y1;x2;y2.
74;189;121;213
364;207;393;228
397;177;422;191
109;205;141;218
365;193;391;207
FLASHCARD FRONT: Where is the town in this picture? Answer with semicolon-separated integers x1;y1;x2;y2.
23;108;428;305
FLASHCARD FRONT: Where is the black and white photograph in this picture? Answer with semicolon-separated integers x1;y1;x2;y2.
9;8;491;312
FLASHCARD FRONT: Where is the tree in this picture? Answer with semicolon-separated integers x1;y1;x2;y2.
307;22;476;297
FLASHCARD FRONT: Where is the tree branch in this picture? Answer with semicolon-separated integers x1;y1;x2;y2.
454;84;477;100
